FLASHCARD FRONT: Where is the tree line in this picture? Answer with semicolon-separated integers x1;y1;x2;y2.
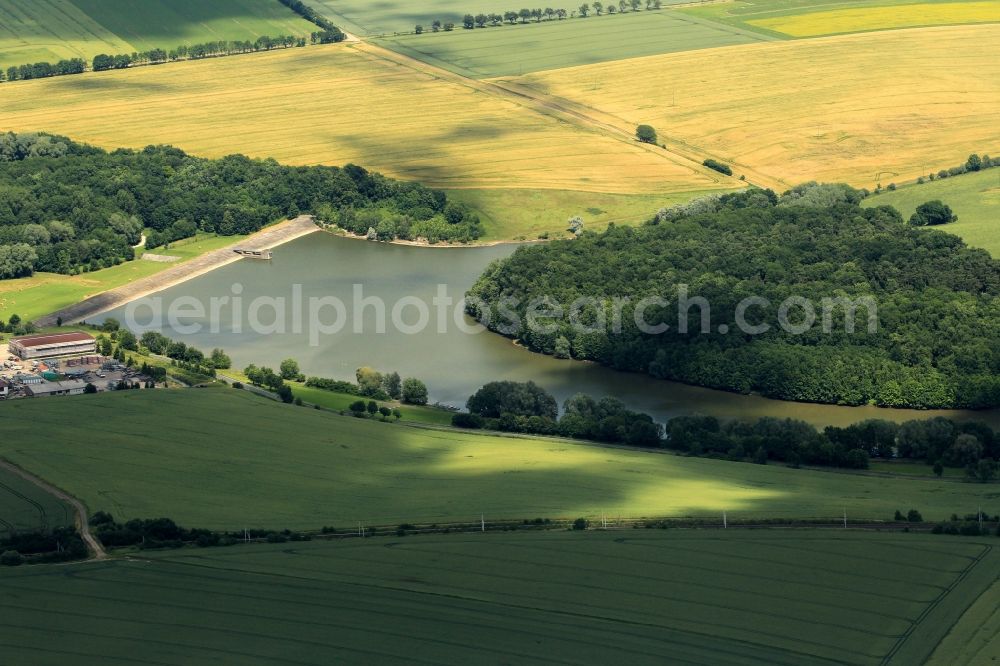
0;132;476;278
0;31;344;84
0;0;344;84
915;152;999;185
245;362;430;408
666;415;999;476
0;527;87;566
452;380;663;447
467;184;1000;409
414;1;663;32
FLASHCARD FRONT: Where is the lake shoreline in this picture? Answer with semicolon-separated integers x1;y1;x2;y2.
324;226;549;248
33;216;320;327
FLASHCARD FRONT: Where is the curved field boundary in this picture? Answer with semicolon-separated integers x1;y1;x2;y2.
0;459;106;560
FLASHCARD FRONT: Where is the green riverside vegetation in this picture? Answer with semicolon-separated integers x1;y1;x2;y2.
467;186;1000;409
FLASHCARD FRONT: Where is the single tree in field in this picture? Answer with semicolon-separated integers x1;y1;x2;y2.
519;8;531;23
382;371;402;400
392;408;402;420
279;358;300;380
432;19;442;32
378;406;392;420
631;0;642;10
414;24;423;33
557;8;568;18
349;400;366;415
505;10;519;23
545;7;555;20
653;0;662;8
966;153;983;172
367;400;379;415
475;13;488;27
531;8;543;22
908;200;957;226
402;378;429;405
444;22;455;31
490;13;503;25
636;124;657;144
608;5;616;13
593;1;604;15
463;14;475;29
620;0;628;12
578;4;590;17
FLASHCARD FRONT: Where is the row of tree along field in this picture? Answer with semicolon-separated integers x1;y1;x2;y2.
0;0;344;84
0;133;479;279
467;184;1000;409
448;379;1000;474
414;1;665;32
0;34;340;83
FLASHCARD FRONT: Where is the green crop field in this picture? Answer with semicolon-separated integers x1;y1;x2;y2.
0;530;996;664
928;578;1000;664
377;10;772;78
680;0;999;39
1;389;999;530
864;168;1000;257
0;233;244;323
0;465;73;538
0;0;316;70
306;0;697;36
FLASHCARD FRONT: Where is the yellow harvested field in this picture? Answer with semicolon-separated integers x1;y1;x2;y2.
750;2;1000;37
513;24;1000;188
0;44;727;195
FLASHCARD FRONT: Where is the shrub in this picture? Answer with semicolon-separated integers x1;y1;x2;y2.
907;509;923;523
1;550;23;566
636;124;657;144
702;158;733;176
572;518;588;530
452;412;485;429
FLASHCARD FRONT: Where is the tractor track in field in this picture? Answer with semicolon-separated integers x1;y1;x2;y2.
349;39;763;190
0;459;106;560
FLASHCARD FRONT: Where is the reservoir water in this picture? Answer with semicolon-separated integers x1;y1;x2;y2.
99;232;1000;428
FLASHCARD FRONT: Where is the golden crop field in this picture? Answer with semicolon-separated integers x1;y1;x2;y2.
749;2;1000;37
0;43;729;197
513;24;1000;189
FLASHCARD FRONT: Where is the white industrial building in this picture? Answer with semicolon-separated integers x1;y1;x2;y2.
9;332;96;360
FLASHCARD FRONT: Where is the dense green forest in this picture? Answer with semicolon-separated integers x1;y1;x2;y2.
467;187;1000;409
0;132;479;277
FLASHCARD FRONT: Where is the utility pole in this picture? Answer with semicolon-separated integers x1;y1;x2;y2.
481;514;485;532
843;509;847;529
723;511;727;529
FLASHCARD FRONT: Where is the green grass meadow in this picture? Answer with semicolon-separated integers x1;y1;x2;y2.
2;389;999;530
0;466;73;538
865;168;1000;257
377;10;771;78
0;530;996;664
0;0;315;69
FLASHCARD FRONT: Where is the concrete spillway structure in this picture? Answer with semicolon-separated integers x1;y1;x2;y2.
233;248;272;260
